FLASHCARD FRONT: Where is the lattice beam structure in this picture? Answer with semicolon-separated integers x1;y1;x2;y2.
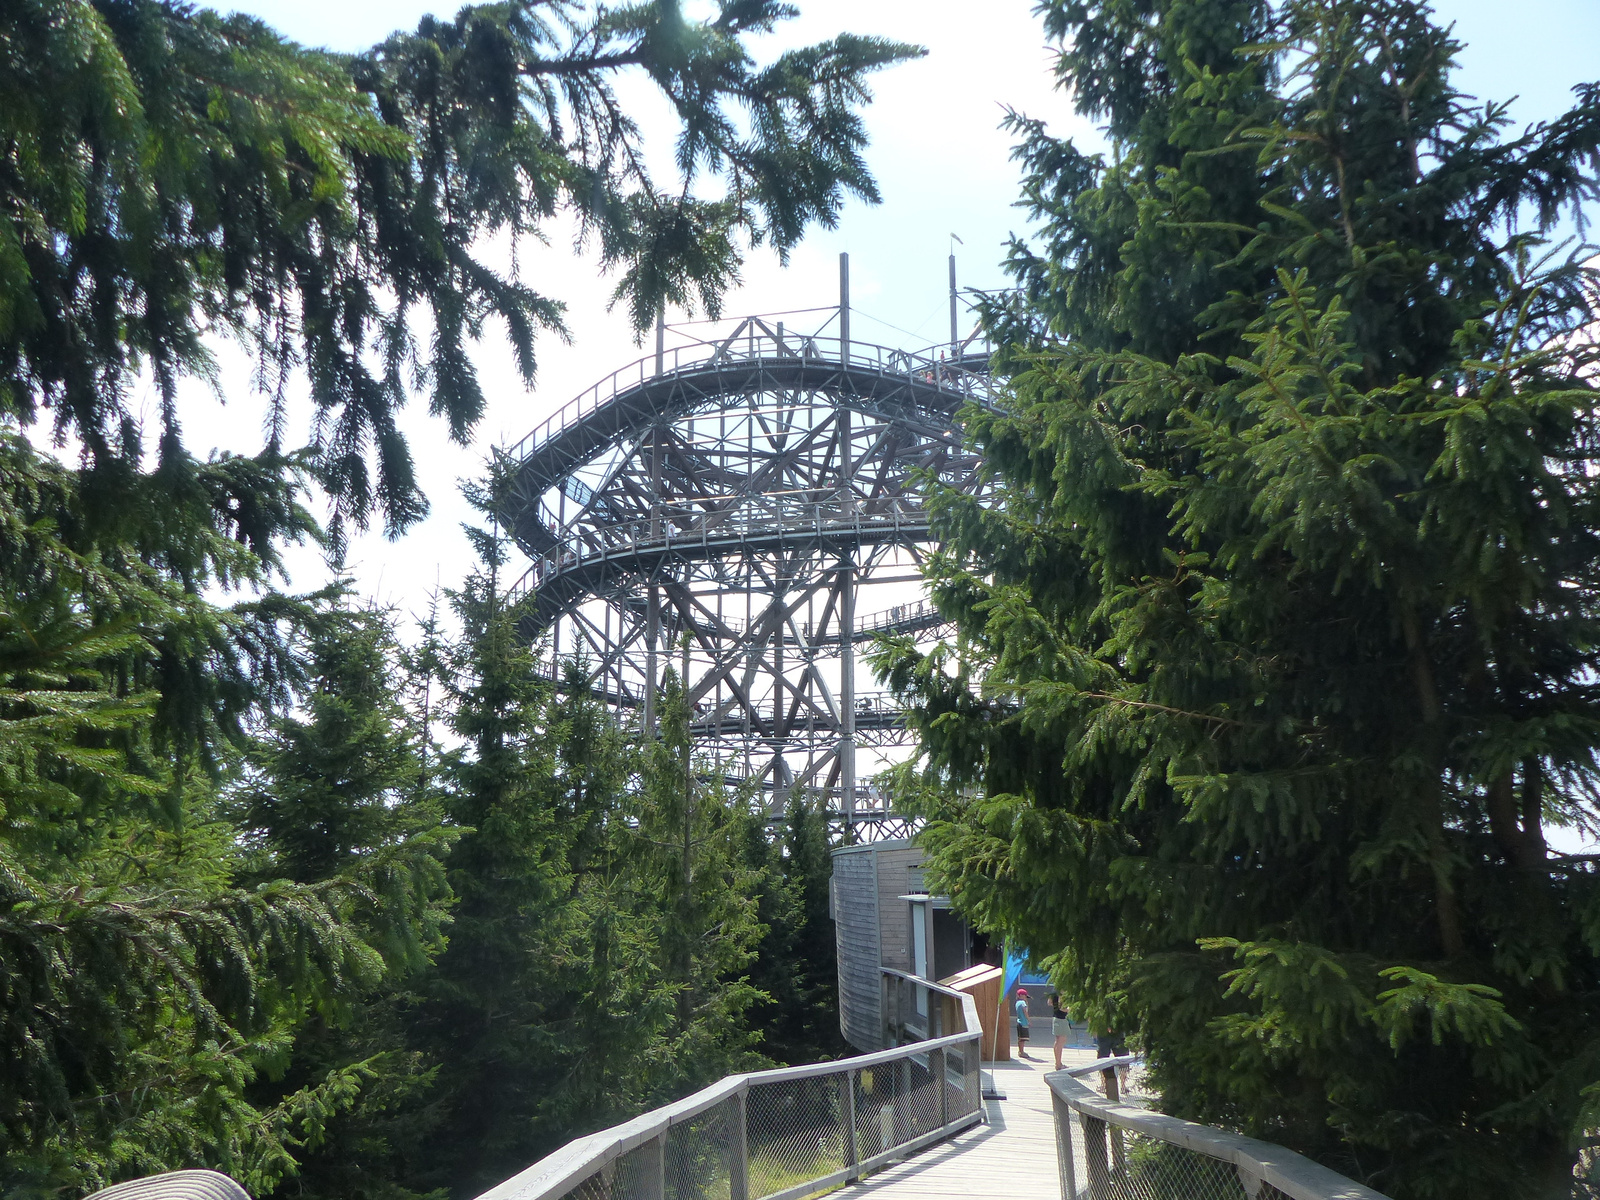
498;297;990;838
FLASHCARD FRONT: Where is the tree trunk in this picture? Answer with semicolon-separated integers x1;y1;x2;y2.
1520;759;1547;869
1405;610;1464;957
1486;773;1523;864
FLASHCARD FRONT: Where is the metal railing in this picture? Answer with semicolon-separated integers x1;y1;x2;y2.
1048;1058;1392;1200
686;691;903;730
664;597;945;645
502;328;993;468
474;970;982;1200
505;506;933;608
846;599;947;639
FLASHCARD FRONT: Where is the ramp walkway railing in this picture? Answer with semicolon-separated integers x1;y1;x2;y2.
1048;1057;1392;1200
502;326;993;472
474;970;982;1200
504;505;934;612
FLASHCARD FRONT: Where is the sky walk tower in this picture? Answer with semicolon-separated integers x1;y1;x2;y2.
497;255;991;838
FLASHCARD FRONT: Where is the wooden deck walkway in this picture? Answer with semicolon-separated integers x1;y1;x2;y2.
839;1046;1099;1200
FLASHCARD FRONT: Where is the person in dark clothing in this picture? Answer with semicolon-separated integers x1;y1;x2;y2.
1095;1025;1130;1092
1094;1028;1127;1058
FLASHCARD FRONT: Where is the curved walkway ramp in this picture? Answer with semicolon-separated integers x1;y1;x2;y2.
469;984;1394;1200
474;971;983;1200
77;1028;1392;1200
501;326;990;517
496;323;992;638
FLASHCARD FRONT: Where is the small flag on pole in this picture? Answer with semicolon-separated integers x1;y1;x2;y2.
1002;942;1026;995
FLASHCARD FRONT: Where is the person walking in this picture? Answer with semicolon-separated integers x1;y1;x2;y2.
1014;988;1032;1060
1048;991;1071;1070
1095;1022;1130;1093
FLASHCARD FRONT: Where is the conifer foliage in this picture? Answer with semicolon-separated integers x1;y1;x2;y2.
0;432;433;1197
1;3;900;1194
876;2;1600;1195
0;0;918;540
279;529;792;1200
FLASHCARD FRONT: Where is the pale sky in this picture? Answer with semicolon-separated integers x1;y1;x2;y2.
176;0;1600;623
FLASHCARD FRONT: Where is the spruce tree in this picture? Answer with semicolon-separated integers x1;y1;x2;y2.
404;534;572;1198
876;1;1600;1195
1;0;919;541
0;436;424;1197
632;667;765;1092
392;528;767;1196
234;600;455;1200
745;797;848;1065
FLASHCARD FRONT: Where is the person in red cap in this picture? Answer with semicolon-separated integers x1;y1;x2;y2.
1014;987;1032;1059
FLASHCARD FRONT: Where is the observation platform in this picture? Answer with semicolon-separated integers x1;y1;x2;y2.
494;308;992;830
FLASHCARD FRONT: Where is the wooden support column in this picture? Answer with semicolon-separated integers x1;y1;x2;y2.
1053;1089;1079;1200
773;582;786;813
730;1089;749;1200
836;257;857;827
841;1070;859;1182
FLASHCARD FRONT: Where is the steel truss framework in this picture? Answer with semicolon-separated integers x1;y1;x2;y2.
498;310;991;839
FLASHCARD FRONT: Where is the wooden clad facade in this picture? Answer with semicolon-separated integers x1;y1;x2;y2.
875;844;921;972
830;844;883;1050
831;840;924;1051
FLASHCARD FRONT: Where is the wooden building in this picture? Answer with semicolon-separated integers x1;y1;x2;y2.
831;839;984;1051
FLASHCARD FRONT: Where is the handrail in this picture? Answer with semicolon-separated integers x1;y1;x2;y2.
502;332;993;469
1046;1061;1392;1200
1064;1054;1140;1081
476;969;983;1200
505;505;933;610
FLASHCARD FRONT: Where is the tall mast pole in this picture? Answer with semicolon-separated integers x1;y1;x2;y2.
839;252;850;362
645;307;665;736
838;251;856;829
949;253;958;357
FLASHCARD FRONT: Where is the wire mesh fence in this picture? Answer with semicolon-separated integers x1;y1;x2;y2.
473;971;983;1200
559;1176;612;1200
664;1097;736;1200
745;1075;847;1199
1074;1120;1295;1200
1050;1061;1391;1200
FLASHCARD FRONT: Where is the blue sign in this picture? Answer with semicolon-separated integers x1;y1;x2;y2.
1003;945;1053;994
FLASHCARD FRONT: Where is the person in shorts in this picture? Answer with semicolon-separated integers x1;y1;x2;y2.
1048;991;1072;1070
1095;1023;1131;1093
1014;988;1032;1059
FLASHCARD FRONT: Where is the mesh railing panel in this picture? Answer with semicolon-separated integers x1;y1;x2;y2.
943;1039;979;1122
746;1076;847;1199
1113;1129;1251;1199
903;1054;940;1139
610;1140;660;1200
665;1099;735;1200
555;1173;612;1200
1061;1116;1310;1200
854;1063;899;1160
504;972;982;1200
